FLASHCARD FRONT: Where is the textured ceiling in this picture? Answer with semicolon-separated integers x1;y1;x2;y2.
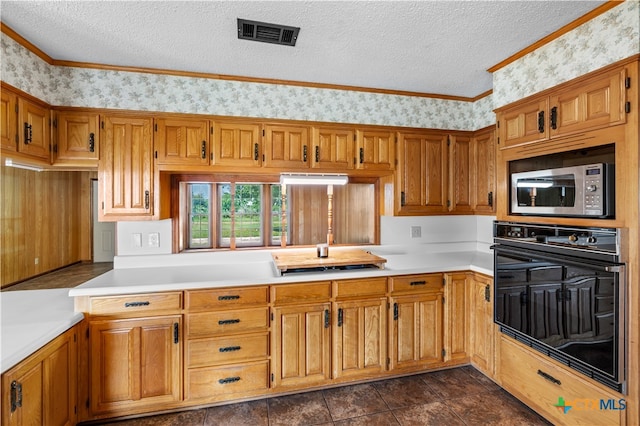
0;1;607;98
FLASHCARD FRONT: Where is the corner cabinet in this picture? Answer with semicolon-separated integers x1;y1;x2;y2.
469;273;495;377
1;324;78;426
1;88;51;163
98;115;154;220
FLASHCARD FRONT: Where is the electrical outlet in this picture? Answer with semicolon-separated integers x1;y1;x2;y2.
410;226;422;238
34;257;39;265
132;233;142;248
148;232;160;248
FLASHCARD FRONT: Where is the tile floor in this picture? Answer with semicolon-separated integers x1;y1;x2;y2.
100;366;550;426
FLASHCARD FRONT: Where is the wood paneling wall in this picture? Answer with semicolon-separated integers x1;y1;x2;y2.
1;166;95;288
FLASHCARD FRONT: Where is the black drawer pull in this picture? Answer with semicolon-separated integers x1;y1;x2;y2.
10;381;22;412
24;123;32;144
410;280;426;286
89;133;95;152
124;301;150;307
218;295;240;301
218;319;241;325
219;345;241;352
393;303;398;320
218;376;241;384
537;369;561;385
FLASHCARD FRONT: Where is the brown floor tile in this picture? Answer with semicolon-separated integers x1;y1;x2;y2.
458;365;502;391
203;399;268;425
334;411;399;426
267;391;333;426
392;401;465;426
372;376;438;409
419;367;489;399
446;389;550;426
100;408;207;425
323;383;389;421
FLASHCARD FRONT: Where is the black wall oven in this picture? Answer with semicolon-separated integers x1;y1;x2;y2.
493;221;626;392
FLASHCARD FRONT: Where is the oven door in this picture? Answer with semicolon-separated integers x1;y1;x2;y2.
493;243;625;391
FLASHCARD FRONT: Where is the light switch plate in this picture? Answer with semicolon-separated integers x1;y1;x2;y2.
148;232;160;248
410;226;422;238
132;233;142;248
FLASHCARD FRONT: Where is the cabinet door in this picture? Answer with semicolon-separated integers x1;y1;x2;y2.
211;121;261;168
17;98;50;161
470;275;495;377
1;90;17;151
311;127;354;170
355;130;395;171
472;128;496;213
272;303;331;388
2;362;43;426
99;115;154;219
263;124;310;169
89;316;182;416
333;298;387;379
390;293;443;371
444;273;468;362
549;67;626;138
155;117;209;165
55;111;100;163
449;134;473;213
498;97;548;148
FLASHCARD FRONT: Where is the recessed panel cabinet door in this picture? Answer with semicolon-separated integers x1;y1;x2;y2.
89;316;181;416
211;122;261;167
311;127;354;170
472;128;496;213
99;116;153;219
55;111;100;162
263;124;309;169
155;118;209;165
17;98;50;161
1;90;17;151
272;303;331;388
470;274;495;377
449;134;472;213
498;97;548;148
355;130;395;171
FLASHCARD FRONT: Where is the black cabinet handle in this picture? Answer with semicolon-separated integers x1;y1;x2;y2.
218;295;240;301
219;345;241;352
484;285;491;302
218;376;241;384
324;309;330;328
89;133;95;152
393;303;398;320
303;145;308;162
359;147;364;164
254;143;259;161
337;308;343;327
537;111;545;133
201;140;206;159
144;190;150;210
315;146;320;163
10;381;22;412
23;123;32;144
124;301;150;307
410;280;426;286
488;191;493;207
400;191;405;207
218;319;241;325
537;369;561;385
550;106;558;130
173;322;179;344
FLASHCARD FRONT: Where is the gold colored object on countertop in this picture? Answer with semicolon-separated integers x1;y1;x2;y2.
272;248;386;274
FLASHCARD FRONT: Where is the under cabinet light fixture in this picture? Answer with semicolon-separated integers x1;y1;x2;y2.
280;173;348;186
4;158;44;172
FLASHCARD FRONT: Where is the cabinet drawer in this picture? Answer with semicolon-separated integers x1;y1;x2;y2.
89;292;182;315
271;281;331;304
186;360;269;400
499;335;624;426
333;278;387;299
186;286;268;310
389;274;443;294
187;333;269;367
187;307;269;337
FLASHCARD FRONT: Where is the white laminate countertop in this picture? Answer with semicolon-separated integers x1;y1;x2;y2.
1;289;84;374
1;244;494;375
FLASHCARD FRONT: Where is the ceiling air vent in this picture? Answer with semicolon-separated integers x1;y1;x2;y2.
237;18;300;47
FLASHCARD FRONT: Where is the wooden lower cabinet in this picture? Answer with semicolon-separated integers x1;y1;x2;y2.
1;324;78;426
469;273;495;377
499;335;625;425
88;315;182;418
444;272;468;363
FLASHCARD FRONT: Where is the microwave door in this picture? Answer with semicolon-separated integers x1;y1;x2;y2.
512;170;585;216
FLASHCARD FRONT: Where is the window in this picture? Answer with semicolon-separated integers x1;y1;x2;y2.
178;178;376;251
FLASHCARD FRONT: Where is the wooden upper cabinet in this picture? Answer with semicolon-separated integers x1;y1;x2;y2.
311;127;354;170
355;130;395;171
397;131;448;215
99;115;154;219
154;117;209;166
448;133;472;213
1;90;17;152
17;97;50;161
472;128;496;213
498;97;548;148
54;111;100;165
211;121;261;168
263;124;310;169
549;67;626;138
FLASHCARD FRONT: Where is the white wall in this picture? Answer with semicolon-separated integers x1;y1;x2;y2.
116;219;173;256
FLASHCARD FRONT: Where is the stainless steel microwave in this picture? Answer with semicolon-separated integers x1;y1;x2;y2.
511;163;614;217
